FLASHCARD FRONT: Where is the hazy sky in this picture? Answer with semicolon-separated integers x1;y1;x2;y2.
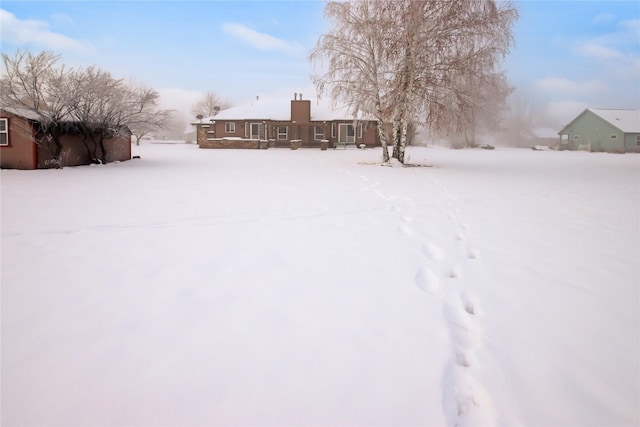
1;0;639;127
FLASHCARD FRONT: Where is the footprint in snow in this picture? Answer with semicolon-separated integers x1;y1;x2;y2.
456;351;472;368
397;224;415;238
449;264;464;279
414;266;441;293
468;248;481;259
460;293;477;316
457;393;478;416
464;302;476;316
422;243;445;261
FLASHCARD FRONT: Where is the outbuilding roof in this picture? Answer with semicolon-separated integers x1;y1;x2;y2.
589;109;640;133
0;105;44;121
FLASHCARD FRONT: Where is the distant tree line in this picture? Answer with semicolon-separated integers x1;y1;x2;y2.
310;0;518;163
1;50;175;166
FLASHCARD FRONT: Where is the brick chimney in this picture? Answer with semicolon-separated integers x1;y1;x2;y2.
291;93;310;123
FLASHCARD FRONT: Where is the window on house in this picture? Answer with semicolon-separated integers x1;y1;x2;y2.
225;122;235;133
331;123;336;138
0;118;8;146
277;126;288;140
357;123;363;138
314;126;324;140
636;135;640;146
610;134;617;140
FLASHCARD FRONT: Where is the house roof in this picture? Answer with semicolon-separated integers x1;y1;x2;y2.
212;97;291;121
589;109;640;133
193;97;369;124
0;105;44;121
560;108;640;135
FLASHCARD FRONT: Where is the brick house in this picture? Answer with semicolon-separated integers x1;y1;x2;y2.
1;107;131;169
192;94;383;149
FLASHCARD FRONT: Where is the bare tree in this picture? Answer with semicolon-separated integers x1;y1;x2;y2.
310;0;395;162
499;86;546;147
68;68;176;160
1;50;74;166
124;85;175;145
63;66;127;163
2;49;179;164
311;0;518;163
191;91;231;119
391;0;518;160
442;68;513;148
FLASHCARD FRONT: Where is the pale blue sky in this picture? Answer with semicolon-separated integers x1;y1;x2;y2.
1;0;639;126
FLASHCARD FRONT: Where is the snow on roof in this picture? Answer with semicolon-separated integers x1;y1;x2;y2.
0;105;43;121
311;99;370;121
589;109;640;133
203;97;370;122
210;97;290;121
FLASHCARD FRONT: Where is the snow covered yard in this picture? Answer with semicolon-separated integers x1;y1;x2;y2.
1;143;638;426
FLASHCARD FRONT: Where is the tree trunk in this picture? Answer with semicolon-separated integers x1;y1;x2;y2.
392;40;414;164
36;130;64;168
51;128;64;167
375;99;390;163
397;117;408;164
82;131;101;164
391;119;400;159
99;136;108;164
377;120;390;163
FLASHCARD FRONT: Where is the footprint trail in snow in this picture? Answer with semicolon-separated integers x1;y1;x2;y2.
397;177;492;426
355;167;492;426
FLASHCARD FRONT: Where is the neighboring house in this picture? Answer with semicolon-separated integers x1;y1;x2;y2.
1;107;131;169
558;108;640;153
192;94;382;149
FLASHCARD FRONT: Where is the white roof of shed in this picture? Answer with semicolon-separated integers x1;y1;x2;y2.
590;109;640;133
0;105;44;121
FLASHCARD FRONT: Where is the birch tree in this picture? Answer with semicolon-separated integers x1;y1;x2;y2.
310;0;395;162
311;0;517;163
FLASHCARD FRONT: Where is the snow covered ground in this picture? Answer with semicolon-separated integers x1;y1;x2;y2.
2;143;638;426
